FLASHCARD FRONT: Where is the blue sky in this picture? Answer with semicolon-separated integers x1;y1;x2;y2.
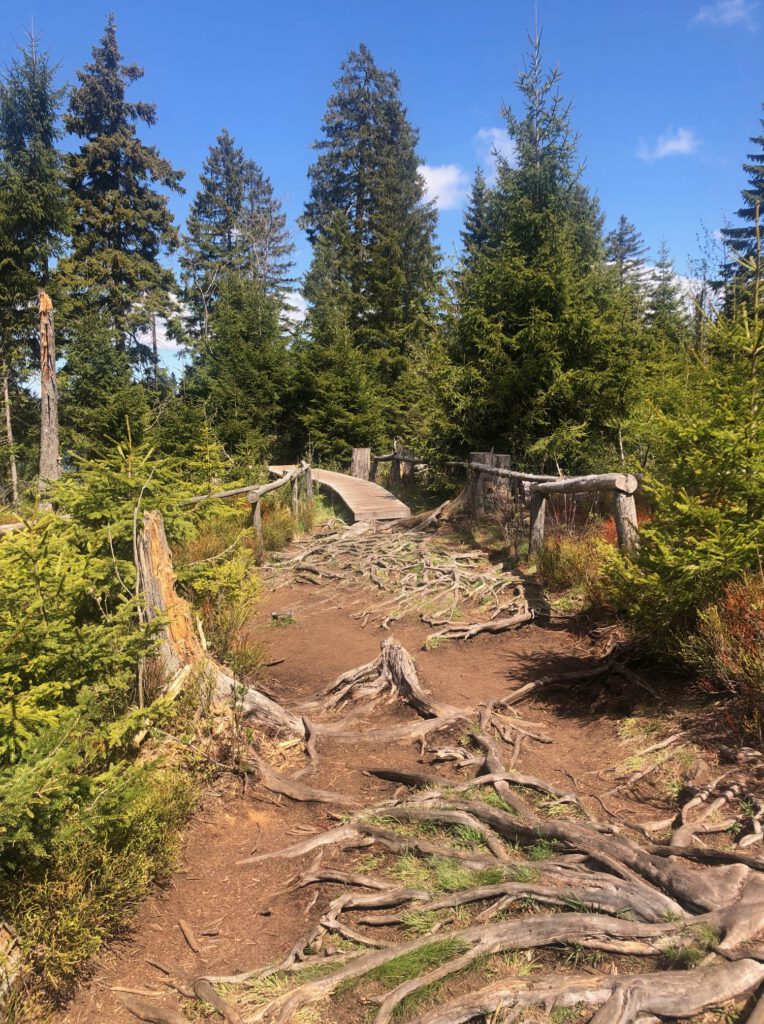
1;0;762;289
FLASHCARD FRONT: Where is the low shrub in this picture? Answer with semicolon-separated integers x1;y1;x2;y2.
535;530;612;603
684;573;764;735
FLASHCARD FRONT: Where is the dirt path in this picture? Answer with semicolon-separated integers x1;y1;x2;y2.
56;529;759;1024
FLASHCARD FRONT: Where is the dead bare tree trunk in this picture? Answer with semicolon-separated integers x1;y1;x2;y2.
2;364;19;508
38;289;60;491
151;313;159;389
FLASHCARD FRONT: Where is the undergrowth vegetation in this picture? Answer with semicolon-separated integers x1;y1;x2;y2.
0;433;307;1013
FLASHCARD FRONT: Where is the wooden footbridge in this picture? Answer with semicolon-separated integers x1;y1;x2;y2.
270;465;410;523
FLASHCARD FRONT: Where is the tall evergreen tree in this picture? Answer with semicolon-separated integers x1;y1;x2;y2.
301;44;439;394
183;274;289;463
180;129;247;337
447;37;631;469
56;15;183;359
181;132;294;338
721;104;764;261
239;159;295;297
647;242;689;353
606;214;649;287
460;167;492;264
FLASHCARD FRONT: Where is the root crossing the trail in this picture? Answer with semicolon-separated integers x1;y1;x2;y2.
121;636;764;1024
117;514;764;1024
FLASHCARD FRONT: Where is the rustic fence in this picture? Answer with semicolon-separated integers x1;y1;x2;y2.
452;452;640;552
180;461;313;546
349;443;421;487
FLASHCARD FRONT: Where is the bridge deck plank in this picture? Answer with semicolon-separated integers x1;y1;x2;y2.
269;465;410;523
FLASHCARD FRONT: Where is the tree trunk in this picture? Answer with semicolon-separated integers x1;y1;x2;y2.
151;313;159;389
38;289;60;490
2;365;19;508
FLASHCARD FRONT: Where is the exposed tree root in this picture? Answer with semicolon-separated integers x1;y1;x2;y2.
413;959;764;1024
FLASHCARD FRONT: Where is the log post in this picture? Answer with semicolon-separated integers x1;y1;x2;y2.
291;475;300;519
350;447;371;480
469;453;491;520
614;491;639;551
370;458;378;483
38;289;60;490
302;466;313;509
390;454;401;489
399;444;416;485
249;494;263;545
529;491;547;554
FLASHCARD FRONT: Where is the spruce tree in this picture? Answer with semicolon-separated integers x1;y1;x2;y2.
57;15;183;359
301;44;438;394
721;104;764;261
183;274;289;463
460;167;492;263
181;133;294;338
647;242;689;353
180;129;247;337
239;159;295;296
448;37;629;468
606;214;649;288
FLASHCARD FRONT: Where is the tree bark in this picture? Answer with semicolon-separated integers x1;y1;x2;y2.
38;289;60;490
2;365;19;508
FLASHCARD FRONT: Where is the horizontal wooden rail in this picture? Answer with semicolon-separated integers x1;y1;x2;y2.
462;452;641;553
530;472;638;497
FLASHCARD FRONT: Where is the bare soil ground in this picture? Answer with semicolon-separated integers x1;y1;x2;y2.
54;527;762;1024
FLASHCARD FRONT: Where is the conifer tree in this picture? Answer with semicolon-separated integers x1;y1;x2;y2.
239;159;295;297
647;242;690;353
184;274;288;463
181;129;247;337
301;44;438;393
460;167;492;263
57;15;183;359
181;132;294;338
448;36;630;468
721;104;764;262
606;214;649;287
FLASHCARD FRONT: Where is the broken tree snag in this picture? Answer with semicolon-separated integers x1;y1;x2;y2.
2;365;18;508
38;289;60;489
135;510;306;737
350;447;371;480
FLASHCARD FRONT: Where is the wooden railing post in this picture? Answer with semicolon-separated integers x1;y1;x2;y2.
249;494;263;545
303;465;313;509
614;491;639;551
290;474;300;519
529;491;547;553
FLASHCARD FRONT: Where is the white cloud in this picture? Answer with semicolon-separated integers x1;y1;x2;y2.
637;126;700;161
284;290;308;323
420;163;470;211
694;0;757;28
476;126;518;183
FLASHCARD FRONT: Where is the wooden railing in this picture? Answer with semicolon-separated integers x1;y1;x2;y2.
180;461;312;545
350;443;422;487
453;452;640;552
